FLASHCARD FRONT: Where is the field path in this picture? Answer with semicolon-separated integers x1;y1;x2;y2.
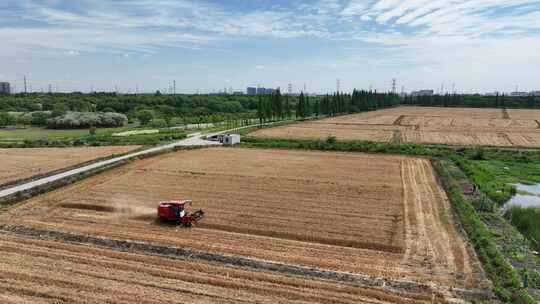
400;159;483;290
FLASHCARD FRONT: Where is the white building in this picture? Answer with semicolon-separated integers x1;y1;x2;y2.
510;91;529;97
411;90;434;97
223;134;241;146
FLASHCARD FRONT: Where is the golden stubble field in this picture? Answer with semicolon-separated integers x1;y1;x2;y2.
250;106;540;147
0;146;139;187
0;147;490;302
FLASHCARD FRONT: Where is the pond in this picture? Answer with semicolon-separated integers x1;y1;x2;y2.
505;183;540;209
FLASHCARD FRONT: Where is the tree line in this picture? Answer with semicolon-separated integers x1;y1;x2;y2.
402;93;540;108
256;89;400;122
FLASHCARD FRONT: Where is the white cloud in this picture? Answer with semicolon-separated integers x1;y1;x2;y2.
65;50;80;56
341;0;370;17
1;0;540;92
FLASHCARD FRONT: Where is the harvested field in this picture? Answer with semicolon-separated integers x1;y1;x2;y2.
0;146;139;187
0;233;450;304
0;148;490;302
250;106;540;147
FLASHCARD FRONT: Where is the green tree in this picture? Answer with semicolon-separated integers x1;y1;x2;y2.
136;110;154;125
0;112;14;126
257;95;264;124
285;95;291;118
159;105;176;126
51;103;69;117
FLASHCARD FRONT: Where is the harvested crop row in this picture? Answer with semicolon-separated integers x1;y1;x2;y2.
250;106;540;147
0;234;448;304
0;148;489;294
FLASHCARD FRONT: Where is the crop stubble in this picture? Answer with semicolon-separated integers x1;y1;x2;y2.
1;232;461;304
250;106;540;147
0;148;489;302
0;146;139;186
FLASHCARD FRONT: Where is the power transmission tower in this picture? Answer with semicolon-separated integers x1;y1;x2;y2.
392;79;396;94
303;83;307;93
24;76;27;94
48;84;52;94
288;83;292;95
337;78;341;93
173;80;176;95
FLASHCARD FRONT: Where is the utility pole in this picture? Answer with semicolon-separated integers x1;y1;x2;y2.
24;76;27;94
173;80;176;95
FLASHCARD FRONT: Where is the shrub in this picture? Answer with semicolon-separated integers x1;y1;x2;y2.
46;112;127;129
136;110;154;126
0;112;14;126
326;135;337;144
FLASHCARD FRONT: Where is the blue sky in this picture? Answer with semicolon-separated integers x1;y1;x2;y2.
1;0;539;93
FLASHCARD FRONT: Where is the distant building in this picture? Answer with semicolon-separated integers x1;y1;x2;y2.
529;91;540;97
510;91;528;97
233;91;244;95
411;90;434;97
0;82;10;94
247;87;257;95
248;86;277;95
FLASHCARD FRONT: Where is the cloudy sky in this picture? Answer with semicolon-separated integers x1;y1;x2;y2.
1;0;539;93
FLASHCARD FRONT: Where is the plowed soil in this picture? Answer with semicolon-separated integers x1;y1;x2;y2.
0;146;139;186
250;106;540;147
0;148;489;302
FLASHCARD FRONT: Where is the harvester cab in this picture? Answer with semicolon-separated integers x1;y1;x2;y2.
157;200;204;227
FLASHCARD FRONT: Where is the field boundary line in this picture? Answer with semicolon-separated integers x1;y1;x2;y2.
0;224;492;302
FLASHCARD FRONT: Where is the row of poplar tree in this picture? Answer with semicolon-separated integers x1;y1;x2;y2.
256;89;400;123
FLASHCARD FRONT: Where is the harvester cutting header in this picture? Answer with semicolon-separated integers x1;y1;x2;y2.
157;200;204;227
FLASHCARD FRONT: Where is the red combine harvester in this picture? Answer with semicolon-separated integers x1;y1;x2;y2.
157;200;204;227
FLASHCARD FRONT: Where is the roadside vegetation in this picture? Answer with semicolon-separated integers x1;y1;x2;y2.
0;127;186;148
